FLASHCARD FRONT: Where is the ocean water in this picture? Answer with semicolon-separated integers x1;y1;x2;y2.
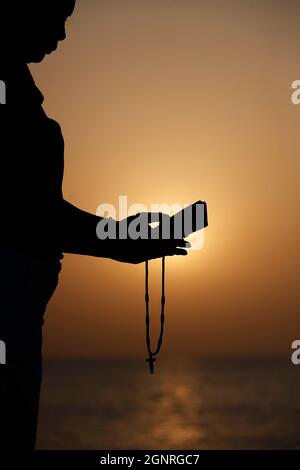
36;357;300;450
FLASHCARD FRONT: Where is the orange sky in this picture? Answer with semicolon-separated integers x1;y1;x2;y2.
30;0;300;358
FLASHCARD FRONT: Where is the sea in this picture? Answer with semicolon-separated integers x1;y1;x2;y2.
36;357;300;450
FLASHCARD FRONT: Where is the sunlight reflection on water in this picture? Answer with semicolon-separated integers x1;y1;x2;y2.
37;357;300;449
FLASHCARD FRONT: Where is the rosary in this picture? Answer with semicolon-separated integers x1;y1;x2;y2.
142;200;207;374
144;256;166;374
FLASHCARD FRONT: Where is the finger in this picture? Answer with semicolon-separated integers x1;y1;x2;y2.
126;213;141;223
175;248;188;255
167;248;188;256
185;241;192;248
174;240;191;248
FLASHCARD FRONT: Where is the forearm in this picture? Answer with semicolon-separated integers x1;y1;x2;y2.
59;200;188;263
60;200;105;257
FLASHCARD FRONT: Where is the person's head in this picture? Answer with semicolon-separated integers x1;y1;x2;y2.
3;0;76;63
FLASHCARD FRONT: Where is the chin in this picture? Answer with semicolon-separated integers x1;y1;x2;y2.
27;52;46;64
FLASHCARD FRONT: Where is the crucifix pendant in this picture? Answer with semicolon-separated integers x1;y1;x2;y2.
146;355;156;374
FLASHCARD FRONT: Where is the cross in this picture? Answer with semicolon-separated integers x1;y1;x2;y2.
146;355;156;374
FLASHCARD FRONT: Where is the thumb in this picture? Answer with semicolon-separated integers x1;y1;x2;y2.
127;213;141;223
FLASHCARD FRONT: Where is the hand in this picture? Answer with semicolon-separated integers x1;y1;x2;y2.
101;213;190;264
105;238;189;264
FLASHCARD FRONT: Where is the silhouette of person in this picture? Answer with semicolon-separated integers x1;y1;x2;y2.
0;0;188;449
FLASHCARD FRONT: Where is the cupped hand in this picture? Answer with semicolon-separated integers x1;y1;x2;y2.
102;213;190;264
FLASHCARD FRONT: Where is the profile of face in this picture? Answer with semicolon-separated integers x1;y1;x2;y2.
11;0;76;63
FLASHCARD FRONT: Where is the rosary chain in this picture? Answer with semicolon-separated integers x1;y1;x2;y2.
145;256;166;374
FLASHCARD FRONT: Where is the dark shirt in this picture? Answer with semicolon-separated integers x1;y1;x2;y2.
0;62;64;260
